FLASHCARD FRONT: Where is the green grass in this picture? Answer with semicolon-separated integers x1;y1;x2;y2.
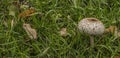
0;0;120;58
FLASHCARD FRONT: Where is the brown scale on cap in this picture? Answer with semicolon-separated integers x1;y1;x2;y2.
88;18;98;21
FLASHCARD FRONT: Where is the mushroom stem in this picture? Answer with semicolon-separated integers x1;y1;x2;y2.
90;36;94;47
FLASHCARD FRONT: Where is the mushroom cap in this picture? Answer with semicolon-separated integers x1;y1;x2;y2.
78;18;105;35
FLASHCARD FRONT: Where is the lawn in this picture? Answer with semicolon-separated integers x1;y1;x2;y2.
0;0;120;58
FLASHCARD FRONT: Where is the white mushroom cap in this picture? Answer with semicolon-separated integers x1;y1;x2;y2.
78;18;105;35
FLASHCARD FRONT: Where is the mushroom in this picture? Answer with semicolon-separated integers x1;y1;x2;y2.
78;18;105;47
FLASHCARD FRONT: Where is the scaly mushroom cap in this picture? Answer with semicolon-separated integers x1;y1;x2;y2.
78;18;105;35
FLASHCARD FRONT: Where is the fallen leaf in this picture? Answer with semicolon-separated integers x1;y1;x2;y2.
114;56;120;58
23;23;37;39
105;26;117;34
59;28;67;37
19;8;35;18
105;26;120;38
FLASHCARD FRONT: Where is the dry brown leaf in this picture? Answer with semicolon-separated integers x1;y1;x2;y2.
59;28;67;37
114;56;120;58
105;26;117;33
19;8;35;18
23;23;37;39
105;26;120;38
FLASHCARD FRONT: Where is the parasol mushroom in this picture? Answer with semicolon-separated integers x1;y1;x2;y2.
78;18;105;47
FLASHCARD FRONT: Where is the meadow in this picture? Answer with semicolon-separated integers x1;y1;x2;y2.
0;0;120;58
